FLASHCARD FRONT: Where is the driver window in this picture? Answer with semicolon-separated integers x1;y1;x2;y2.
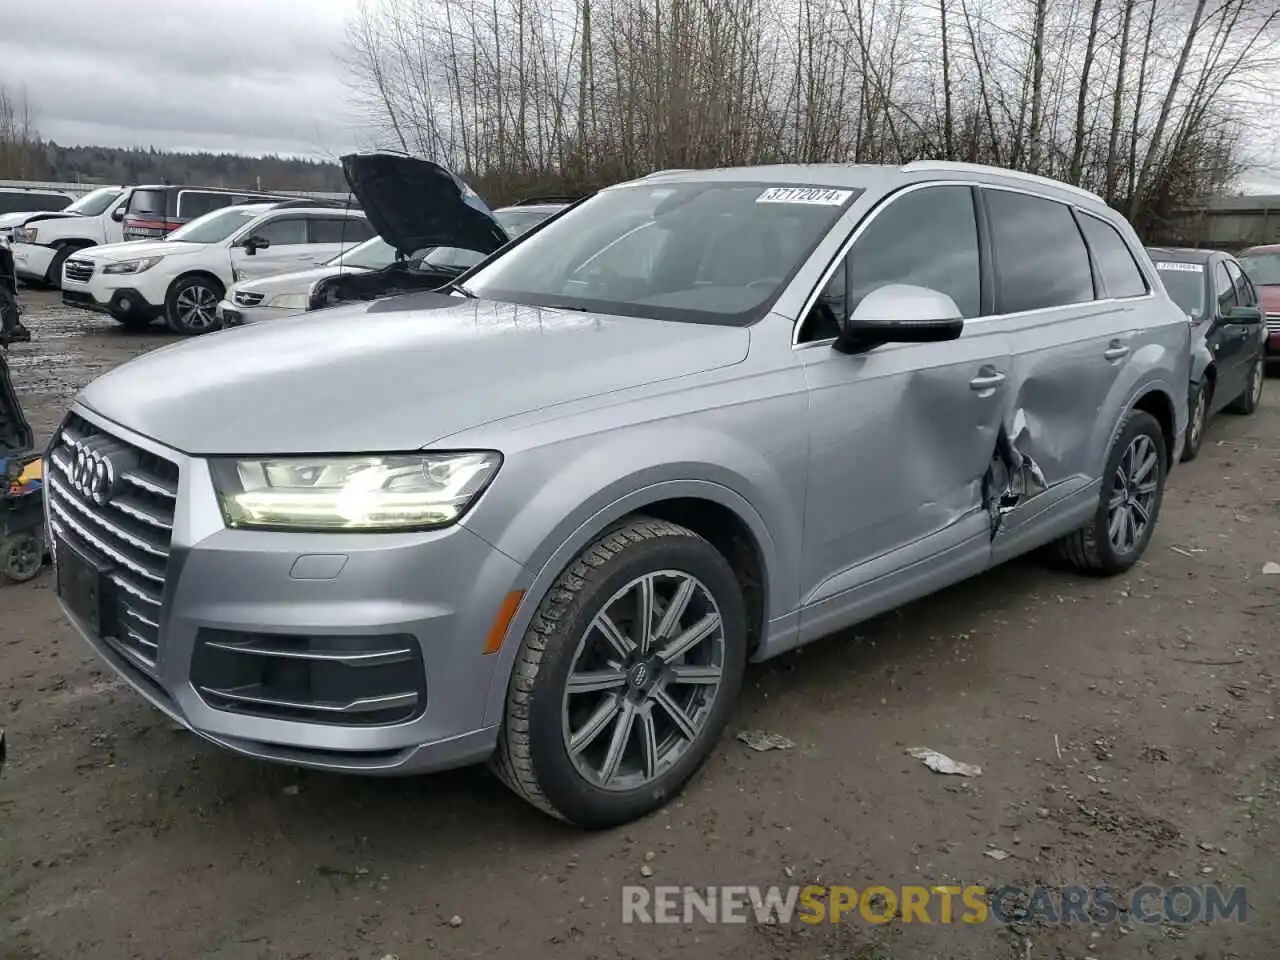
1224;260;1254;307
798;185;980;343
1214;262;1237;315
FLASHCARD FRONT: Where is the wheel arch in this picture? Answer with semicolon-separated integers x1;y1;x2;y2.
1130;384;1178;470
478;479;780;729
166;269;227;300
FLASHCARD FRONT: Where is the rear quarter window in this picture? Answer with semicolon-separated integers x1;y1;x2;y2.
0;191;71;214
1078;213;1149;299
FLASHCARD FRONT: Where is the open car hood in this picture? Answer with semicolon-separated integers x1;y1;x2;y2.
340;152;509;259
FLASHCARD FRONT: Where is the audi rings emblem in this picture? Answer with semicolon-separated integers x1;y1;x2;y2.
70;444;118;505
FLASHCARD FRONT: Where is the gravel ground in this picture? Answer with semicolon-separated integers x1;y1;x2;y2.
3;289;1279;960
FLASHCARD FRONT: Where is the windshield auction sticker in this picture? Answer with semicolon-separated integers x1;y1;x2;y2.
1155;262;1204;272
756;187;853;205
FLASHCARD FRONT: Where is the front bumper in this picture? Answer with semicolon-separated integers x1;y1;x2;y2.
46;406;525;775
61;279;163;320
11;242;55;282
1265;325;1280;358
216;299;303;328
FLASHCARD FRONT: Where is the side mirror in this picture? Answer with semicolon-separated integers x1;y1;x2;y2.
110;207;125;222
1223;304;1262;324
241;235;269;255
836;283;965;353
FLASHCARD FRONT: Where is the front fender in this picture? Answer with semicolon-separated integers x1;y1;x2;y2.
1189;337;1214;388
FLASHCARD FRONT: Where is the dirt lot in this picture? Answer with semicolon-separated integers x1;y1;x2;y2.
3;288;1279;960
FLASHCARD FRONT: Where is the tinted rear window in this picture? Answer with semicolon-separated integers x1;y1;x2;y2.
127;189;167;217
985;189;1094;313
0;192;71;214
1078;213;1148;299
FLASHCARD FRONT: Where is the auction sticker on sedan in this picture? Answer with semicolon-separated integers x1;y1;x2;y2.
756;187;854;205
1155;262;1204;272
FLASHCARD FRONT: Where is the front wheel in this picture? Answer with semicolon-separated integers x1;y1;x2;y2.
491;517;748;828
164;275;224;335
1055;410;1167;577
1227;358;1264;415
1180;381;1208;463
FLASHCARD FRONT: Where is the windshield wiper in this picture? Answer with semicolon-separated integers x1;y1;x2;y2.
441;280;477;298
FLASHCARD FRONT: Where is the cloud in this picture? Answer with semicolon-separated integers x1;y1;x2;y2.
0;0;371;158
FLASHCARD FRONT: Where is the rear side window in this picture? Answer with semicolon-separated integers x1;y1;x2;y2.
178;191;237;219
0;191;72;214
309;216;376;244
126;189;167;216
1078;214;1148;298
985;189;1094;313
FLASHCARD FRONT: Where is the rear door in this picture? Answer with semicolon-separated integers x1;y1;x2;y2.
1213;259;1253;402
306;215;376;267
984;190;1145;564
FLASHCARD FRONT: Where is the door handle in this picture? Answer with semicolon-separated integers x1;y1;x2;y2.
969;370;1007;391
1104;341;1130;361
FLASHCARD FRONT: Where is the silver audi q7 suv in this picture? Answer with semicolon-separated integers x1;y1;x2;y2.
47;156;1189;827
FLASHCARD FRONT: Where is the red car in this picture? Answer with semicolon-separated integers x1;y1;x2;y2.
1238;243;1280;364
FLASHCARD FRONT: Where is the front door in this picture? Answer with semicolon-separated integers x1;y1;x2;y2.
1207;259;1250;408
230;215;312;282
794;183;1008;641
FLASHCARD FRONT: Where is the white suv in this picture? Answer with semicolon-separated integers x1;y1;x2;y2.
60;200;375;334
8;186;128;287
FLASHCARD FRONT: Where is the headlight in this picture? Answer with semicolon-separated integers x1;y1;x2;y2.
13;227;35;244
267;293;309;310
209;452;502;531
103;256;163;275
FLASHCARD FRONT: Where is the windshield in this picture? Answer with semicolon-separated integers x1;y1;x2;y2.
326;236;395;270
463;182;859;324
65;187;123;217
421;206;559;272
1239;251;1280;286
166;207;262;244
1155;262;1206;320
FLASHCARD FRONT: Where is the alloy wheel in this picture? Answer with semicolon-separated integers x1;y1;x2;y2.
1189;390;1206;448
175;285;219;331
561;570;726;791
1251;360;1264;404
1107;434;1159;555
2;534;40;581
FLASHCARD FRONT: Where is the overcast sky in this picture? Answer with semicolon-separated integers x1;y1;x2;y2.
2;0;1277;192
1;0;368;159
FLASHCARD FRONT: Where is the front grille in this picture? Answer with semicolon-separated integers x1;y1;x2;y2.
46;413;180;678
63;259;94;283
233;291;265;307
1266;312;1280;334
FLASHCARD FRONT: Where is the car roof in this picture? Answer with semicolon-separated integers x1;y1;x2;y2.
1241;243;1280;255
131;184;283;196
496;203;565;215
626;160;1109;208
1146;246;1219;264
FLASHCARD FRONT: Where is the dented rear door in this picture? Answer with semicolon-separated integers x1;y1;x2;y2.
979;187;1141;562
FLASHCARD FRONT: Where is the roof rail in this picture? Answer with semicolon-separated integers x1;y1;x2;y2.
900;160;1104;203
644;169;695;177
270;197;356;210
508;195;580;206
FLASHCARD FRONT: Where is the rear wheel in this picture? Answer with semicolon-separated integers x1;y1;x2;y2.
1227;358;1264;415
164;275;224;335
1055;411;1167;577
492;517;748;828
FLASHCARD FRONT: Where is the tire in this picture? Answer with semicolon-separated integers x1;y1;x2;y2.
491;517;748;828
164;275;224;335
0;532;43;583
1226;357;1264;415
1055;410;1167;577
45;244;86;289
1180;380;1209;463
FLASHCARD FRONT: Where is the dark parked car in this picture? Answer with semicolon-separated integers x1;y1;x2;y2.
1237;244;1280;366
1148;246;1267;461
115;185;295;240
